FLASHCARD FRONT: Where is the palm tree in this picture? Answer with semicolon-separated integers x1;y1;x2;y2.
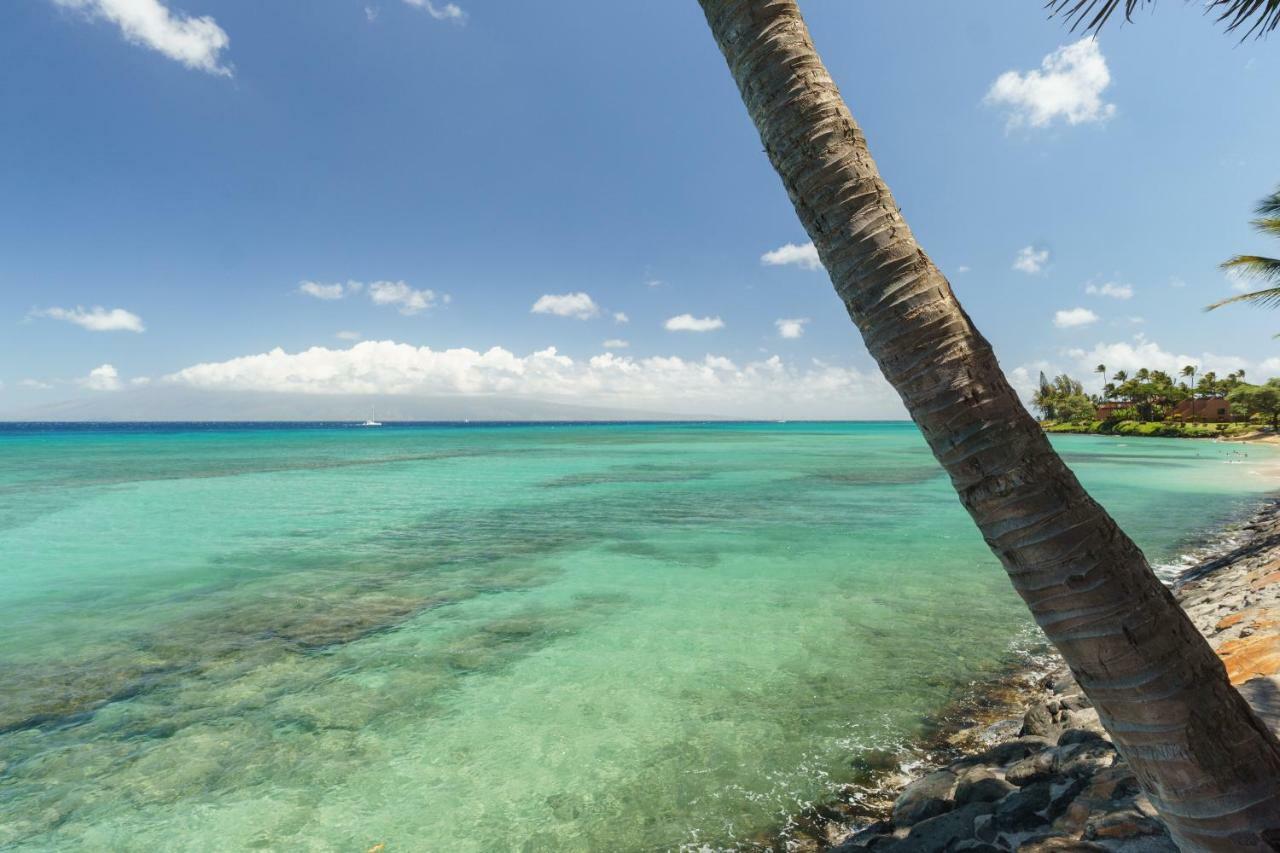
1048;0;1280;39
1207;187;1280;312
695;3;1280;847
1181;364;1197;422
1094;363;1107;399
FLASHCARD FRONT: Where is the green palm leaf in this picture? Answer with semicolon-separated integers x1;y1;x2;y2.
1047;0;1280;38
1258;190;1280;218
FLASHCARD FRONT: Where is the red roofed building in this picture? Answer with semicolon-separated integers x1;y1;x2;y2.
1171;397;1231;423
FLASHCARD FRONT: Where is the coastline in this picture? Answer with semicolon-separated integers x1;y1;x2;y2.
770;496;1280;852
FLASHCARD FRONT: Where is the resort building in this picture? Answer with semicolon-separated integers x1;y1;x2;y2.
1170;397;1232;422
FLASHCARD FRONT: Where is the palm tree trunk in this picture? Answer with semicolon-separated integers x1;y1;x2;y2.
695;2;1280;849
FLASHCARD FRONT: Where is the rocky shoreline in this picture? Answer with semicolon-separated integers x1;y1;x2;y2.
775;498;1280;853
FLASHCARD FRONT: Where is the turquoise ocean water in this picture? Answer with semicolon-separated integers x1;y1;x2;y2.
0;421;1273;851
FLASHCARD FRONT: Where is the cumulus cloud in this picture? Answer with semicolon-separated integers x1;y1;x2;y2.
401;0;466;23
1085;281;1133;300
1067;336;1250;378
1054;307;1098;328
665;314;724;332
775;318;809;339
761;242;821;271
602;339;629;349
298;279;442;315
985;38;1115;129
531;292;600;320
165;341;903;418
1013;246;1050;275
82;363;122;391
298;281;350;300
336;330;363;341
31;305;145;333
52;0;231;75
368;280;441;315
613;311;630;324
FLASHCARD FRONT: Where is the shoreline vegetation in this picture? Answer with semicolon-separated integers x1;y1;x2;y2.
1040;419;1261;439
771;499;1280;852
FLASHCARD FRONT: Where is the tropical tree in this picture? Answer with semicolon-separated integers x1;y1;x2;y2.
1181;364;1197;421
1207;187;1280;312
1229;380;1280;429
1112;369;1129;384
1095;363;1107;398
695;2;1280;847
1048;0;1280;38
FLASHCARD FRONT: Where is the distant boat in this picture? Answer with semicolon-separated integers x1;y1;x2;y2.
361;406;382;427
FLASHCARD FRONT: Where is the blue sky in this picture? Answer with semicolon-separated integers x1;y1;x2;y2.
2;0;1278;417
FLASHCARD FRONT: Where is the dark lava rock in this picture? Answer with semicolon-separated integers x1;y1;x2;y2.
851;747;901;782
1017;835;1108;851
1056;742;1116;779
1020;703;1057;738
1006;750;1056;787
955;770;1016;806
879;802;996;853
996;780;1052;830
1085;809;1167;841
971;736;1055;768
892;769;957;827
830;820;893;850
1056;727;1105;747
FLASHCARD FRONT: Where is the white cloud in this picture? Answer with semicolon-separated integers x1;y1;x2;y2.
32;305;145;333
531;292;600;320
336;330;363;341
53;0;231;75
364;4;379;21
20;379;54;390
299;279;440;315
775;318;809;339
401;0;466;23
613;311;630;324
761;242;821;271
165;341;904;418
1013;246;1050;275
298;280;350;300
665;314;724;332
985;38;1115;129
1067;336;1250;379
602;339;629;349
82;363;122;391
368;280;441;315
957;265;971;274
1054;307;1098;328
1085;281;1133;300
130;376;151;386
645;279;665;289
1226;268;1252;292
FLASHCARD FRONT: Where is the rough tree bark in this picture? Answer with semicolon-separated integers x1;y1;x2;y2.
695;2;1280;849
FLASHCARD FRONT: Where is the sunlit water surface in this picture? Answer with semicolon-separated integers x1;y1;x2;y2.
0;422;1273;851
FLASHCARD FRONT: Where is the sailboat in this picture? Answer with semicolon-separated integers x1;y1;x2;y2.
361;406;382;427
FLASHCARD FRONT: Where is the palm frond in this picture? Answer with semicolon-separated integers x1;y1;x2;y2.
1222;254;1280;281
1046;0;1280;38
1253;217;1280;239
1206;281;1280;312
1257;189;1280;218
